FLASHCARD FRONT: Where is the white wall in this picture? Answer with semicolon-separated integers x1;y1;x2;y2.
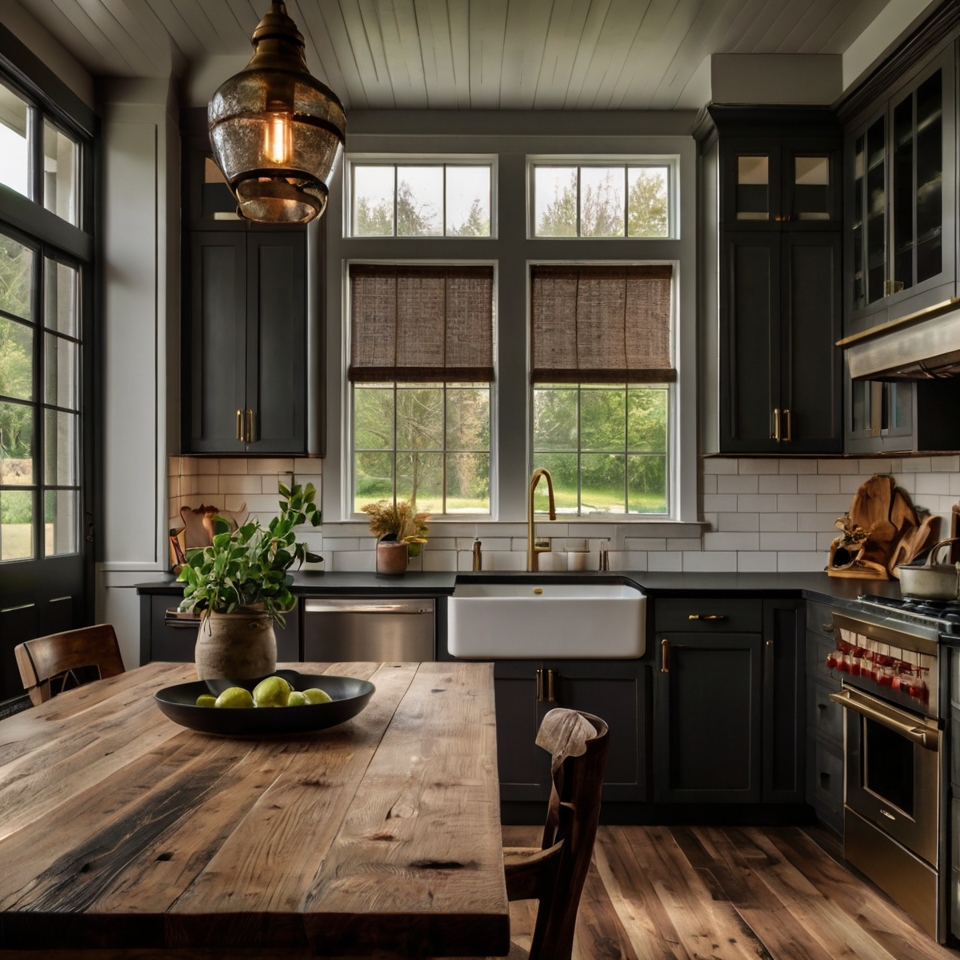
96;77;180;667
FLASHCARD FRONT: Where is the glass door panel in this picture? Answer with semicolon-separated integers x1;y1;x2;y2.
866;117;886;306
736;155;770;220
793;156;830;220
915;70;943;285
852;135;865;309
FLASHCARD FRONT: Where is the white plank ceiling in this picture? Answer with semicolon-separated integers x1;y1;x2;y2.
12;0;893;109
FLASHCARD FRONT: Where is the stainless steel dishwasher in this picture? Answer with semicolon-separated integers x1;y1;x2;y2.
302;597;435;662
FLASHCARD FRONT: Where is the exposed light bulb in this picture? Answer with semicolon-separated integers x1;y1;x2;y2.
265;113;290;164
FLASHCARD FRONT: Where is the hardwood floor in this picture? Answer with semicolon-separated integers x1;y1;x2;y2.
502;824;960;960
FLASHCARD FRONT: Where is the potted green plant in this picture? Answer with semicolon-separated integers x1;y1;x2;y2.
177;481;321;679
360;499;429;575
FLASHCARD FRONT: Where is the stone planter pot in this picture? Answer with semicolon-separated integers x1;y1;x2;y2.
376;540;408;576
195;607;277;680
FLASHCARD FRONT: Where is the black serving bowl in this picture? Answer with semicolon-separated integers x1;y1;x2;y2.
154;669;375;735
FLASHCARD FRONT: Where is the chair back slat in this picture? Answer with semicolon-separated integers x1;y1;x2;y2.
14;625;125;706
530;711;609;960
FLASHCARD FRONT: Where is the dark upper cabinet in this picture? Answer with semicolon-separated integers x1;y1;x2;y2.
183;230;307;454
719;230;842;454
700;108;843;456
845;48;956;334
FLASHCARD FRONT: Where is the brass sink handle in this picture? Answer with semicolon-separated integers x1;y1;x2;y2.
688;613;727;621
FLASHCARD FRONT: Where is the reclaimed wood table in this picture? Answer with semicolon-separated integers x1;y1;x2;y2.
0;661;509;959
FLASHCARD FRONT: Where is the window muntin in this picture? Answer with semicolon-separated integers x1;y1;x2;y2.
354;382;491;514
350;161;493;237
0;234;82;560
0;82;29;200
532;162;672;238
348;263;494;516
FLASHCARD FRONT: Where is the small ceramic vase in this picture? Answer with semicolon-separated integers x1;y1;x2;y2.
376;540;408;576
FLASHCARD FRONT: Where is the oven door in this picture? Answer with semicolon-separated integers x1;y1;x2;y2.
830;685;941;866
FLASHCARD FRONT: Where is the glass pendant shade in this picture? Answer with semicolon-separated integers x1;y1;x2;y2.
208;2;345;224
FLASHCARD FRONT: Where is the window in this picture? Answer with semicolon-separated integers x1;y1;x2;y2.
349;264;494;515
0;80;79;226
530;264;674;516
0;234;82;559
348;160;494;237
531;161;672;238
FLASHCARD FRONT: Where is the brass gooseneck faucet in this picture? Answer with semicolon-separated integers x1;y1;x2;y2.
526;468;556;571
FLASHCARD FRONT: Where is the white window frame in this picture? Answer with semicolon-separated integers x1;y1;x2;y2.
342;258;499;522
343;154;499;239
527;259;681;521
527;155;680;240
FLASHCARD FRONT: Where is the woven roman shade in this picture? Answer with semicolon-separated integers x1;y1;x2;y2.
349;264;494;382
531;264;675;383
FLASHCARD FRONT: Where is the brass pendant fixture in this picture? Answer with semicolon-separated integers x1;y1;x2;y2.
208;2;346;224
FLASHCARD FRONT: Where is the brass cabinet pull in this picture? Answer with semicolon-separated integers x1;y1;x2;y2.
246;408;255;444
660;638;669;674
772;407;781;441
688;614;727;621
784;408;792;443
821;622;834;633
236;409;244;442
536;668;557;703
766;640;773;646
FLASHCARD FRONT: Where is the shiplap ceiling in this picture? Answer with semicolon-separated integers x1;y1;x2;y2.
14;0;894;109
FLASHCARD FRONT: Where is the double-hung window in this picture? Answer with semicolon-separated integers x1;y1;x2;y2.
531;264;675;516
348;264;494;515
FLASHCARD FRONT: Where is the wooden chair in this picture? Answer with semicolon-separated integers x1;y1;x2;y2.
502;709;610;960
14;624;126;706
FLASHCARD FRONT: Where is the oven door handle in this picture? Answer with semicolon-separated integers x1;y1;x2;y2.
829;690;940;750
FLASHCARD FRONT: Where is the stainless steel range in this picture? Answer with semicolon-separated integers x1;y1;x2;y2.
828;602;947;941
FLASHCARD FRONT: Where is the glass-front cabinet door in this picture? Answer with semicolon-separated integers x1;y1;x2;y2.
846;379;913;454
846;49;955;332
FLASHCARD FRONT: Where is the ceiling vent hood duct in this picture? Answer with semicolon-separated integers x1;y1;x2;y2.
840;299;960;380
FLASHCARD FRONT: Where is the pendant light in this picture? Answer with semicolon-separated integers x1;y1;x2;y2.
208;2;346;224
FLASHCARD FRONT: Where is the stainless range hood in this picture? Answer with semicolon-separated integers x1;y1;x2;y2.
839;299;960;380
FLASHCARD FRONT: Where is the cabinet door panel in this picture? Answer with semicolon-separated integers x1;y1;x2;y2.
552;661;647;803
721;234;780;452
247;233;307;453
782;234;842;453
186;235;246;453
655;633;762;803
494;661;550;802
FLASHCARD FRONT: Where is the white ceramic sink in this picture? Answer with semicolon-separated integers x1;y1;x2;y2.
447;580;646;659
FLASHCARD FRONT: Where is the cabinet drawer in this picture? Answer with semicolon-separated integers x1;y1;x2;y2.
655;598;761;633
807;675;843;746
806;736;843;814
806;630;839;682
806;601;836;641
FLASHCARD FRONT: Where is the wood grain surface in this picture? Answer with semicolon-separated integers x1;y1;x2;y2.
0;661;508;959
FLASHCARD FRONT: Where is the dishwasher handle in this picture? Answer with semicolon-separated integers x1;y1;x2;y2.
304;599;434;615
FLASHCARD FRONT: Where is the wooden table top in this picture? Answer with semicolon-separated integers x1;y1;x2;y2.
0;661;509;959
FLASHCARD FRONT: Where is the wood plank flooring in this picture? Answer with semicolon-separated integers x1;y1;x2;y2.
502;824;960;960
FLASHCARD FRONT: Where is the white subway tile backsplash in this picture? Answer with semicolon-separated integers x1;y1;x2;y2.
797;474;840;494
219;475;264;495
931;455;960;472
738;459;779;474
840;475;866;495
916;473;952;496
798;512;839;533
777;494;818;512
198;459;220;475
619;551;647;570
246;458;295;474
717;474;759;494
702;474;718;494
216;459;248;475
329;551;376;572
703;532;759;551
424;550;458;571
777;552;827;572
760;532;816;552
623;537;667;551
759;512;797;532
702;458;738;474
759;474;797;494
704;494;739;512
647;552;683;571
738;552;771;572
667;537;703;551
737;494;779;513
717;512;759;532
683;552;737;572
783;459;818;474
817;459;860;474
900;457;932;473
816;494;855;514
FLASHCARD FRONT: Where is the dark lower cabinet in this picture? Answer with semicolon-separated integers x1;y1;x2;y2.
654;633;763;803
653;598;805;805
495;659;647;805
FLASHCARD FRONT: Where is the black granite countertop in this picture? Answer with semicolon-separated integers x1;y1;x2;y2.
137;569;908;608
